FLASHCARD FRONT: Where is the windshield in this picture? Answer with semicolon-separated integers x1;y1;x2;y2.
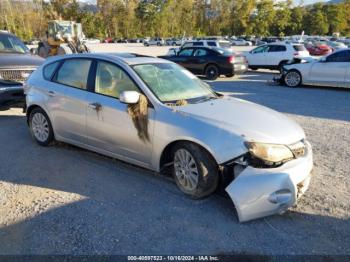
0;34;29;54
133;63;217;103
57;23;73;35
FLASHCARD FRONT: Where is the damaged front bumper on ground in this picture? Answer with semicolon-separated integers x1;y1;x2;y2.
225;141;313;222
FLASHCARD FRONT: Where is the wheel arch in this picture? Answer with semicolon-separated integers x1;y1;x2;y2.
159;139;219;171
26;104;51;126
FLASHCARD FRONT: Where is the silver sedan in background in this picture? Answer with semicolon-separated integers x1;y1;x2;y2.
25;53;313;222
281;49;350;88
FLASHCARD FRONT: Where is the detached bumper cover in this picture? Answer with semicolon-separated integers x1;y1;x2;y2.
226;141;313;222
0;84;25;110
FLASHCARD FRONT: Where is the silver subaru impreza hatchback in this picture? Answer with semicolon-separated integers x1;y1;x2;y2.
25;53;313;222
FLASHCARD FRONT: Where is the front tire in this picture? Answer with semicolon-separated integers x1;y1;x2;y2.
172;142;219;199
29;108;54;146
284;70;302;88
205;64;220;80
225;73;234;78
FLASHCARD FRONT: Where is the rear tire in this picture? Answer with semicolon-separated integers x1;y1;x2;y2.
29;108;54;146
172;142;219;199
205;64;220;80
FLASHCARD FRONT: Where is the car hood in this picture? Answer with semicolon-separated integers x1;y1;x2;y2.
0;53;44;69
176;96;305;145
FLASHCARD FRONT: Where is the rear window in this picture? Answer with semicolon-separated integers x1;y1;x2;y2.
293;45;307;51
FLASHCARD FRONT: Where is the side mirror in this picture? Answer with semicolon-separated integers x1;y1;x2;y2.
120;91;140;104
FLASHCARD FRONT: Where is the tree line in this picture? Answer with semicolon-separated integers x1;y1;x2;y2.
1;0;350;41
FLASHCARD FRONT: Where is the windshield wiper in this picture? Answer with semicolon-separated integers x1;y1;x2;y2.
194;96;217;104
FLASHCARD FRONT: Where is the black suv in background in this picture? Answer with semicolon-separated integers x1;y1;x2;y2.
0;31;44;110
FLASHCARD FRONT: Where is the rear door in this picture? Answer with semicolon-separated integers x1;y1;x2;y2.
85;60;154;166
52;58;93;144
309;50;349;87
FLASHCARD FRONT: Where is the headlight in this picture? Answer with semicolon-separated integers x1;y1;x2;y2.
244;142;294;164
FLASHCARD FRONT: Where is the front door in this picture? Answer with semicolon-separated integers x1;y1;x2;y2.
247;45;269;66
190;48;209;75
173;48;194;69
309;51;349;87
85;60;154;166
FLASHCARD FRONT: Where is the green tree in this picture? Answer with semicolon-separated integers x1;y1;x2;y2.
251;0;275;36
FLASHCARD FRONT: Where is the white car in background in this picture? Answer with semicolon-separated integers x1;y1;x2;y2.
244;42;310;71
83;38;101;44
280;49;350;88
231;38;252;46
144;38;165;46
166;40;232;56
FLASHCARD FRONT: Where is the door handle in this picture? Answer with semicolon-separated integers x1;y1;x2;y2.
88;102;102;111
47;90;55;97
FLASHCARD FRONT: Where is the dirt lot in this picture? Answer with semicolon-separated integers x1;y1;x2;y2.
0;44;349;255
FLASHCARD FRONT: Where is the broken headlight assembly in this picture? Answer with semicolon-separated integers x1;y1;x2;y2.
244;141;294;168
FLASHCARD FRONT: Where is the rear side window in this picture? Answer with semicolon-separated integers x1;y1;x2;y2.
43;61;59;80
293;45;307;51
207;41;216;46
193;42;204;46
268;45;286;52
55;59;92;89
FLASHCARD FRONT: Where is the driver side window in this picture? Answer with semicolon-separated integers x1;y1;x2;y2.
252;45;269;54
178;48;194;56
95;61;139;99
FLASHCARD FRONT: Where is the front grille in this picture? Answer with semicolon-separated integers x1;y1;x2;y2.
288;140;307;158
0;69;35;83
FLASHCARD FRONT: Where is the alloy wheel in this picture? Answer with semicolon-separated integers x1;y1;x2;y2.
31;112;50;142
285;71;301;87
174;149;199;191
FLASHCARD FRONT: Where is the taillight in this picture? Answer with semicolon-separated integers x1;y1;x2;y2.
228;56;235;63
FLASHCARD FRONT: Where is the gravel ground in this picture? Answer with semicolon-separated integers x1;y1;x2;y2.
0;46;349;255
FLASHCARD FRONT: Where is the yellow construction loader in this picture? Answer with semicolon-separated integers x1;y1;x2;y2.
38;20;90;58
